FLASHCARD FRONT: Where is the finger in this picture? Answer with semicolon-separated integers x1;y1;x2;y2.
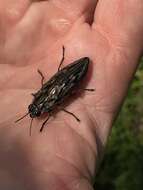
0;0;30;26
51;0;98;24
89;1;143;144
91;0;143;104
4;0;97;54
93;0;143;58
1;0;98;66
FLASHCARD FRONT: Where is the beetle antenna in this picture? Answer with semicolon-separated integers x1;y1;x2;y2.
15;113;29;123
29;118;33;136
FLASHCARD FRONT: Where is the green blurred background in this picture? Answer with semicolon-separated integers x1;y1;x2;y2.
94;58;143;190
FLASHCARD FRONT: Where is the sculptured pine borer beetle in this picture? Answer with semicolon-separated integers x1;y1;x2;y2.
15;46;94;135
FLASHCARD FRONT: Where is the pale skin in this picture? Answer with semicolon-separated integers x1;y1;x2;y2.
0;0;143;189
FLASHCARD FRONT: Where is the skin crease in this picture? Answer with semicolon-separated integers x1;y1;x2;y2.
0;0;143;189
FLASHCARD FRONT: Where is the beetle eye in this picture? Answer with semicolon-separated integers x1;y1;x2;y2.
28;104;41;118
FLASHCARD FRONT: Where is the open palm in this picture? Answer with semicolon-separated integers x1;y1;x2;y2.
0;1;143;189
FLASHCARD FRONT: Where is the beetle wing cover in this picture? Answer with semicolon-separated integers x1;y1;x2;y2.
32;57;89;110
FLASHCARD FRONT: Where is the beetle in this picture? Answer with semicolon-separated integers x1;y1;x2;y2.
15;46;94;135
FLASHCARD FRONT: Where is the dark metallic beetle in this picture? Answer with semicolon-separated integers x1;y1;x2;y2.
15;47;94;135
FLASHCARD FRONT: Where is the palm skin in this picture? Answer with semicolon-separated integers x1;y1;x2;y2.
0;1;143;190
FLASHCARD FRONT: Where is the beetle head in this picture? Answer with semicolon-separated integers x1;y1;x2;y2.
28;104;41;118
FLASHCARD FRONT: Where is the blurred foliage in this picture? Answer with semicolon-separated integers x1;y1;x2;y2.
94;58;143;190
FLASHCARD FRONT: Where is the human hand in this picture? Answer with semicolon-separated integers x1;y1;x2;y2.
0;1;143;189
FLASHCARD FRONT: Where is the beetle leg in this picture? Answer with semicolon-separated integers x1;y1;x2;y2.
31;93;36;97
71;88;95;95
40;115;50;132
58;46;65;71
37;69;45;87
82;88;95;91
61;108;80;122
